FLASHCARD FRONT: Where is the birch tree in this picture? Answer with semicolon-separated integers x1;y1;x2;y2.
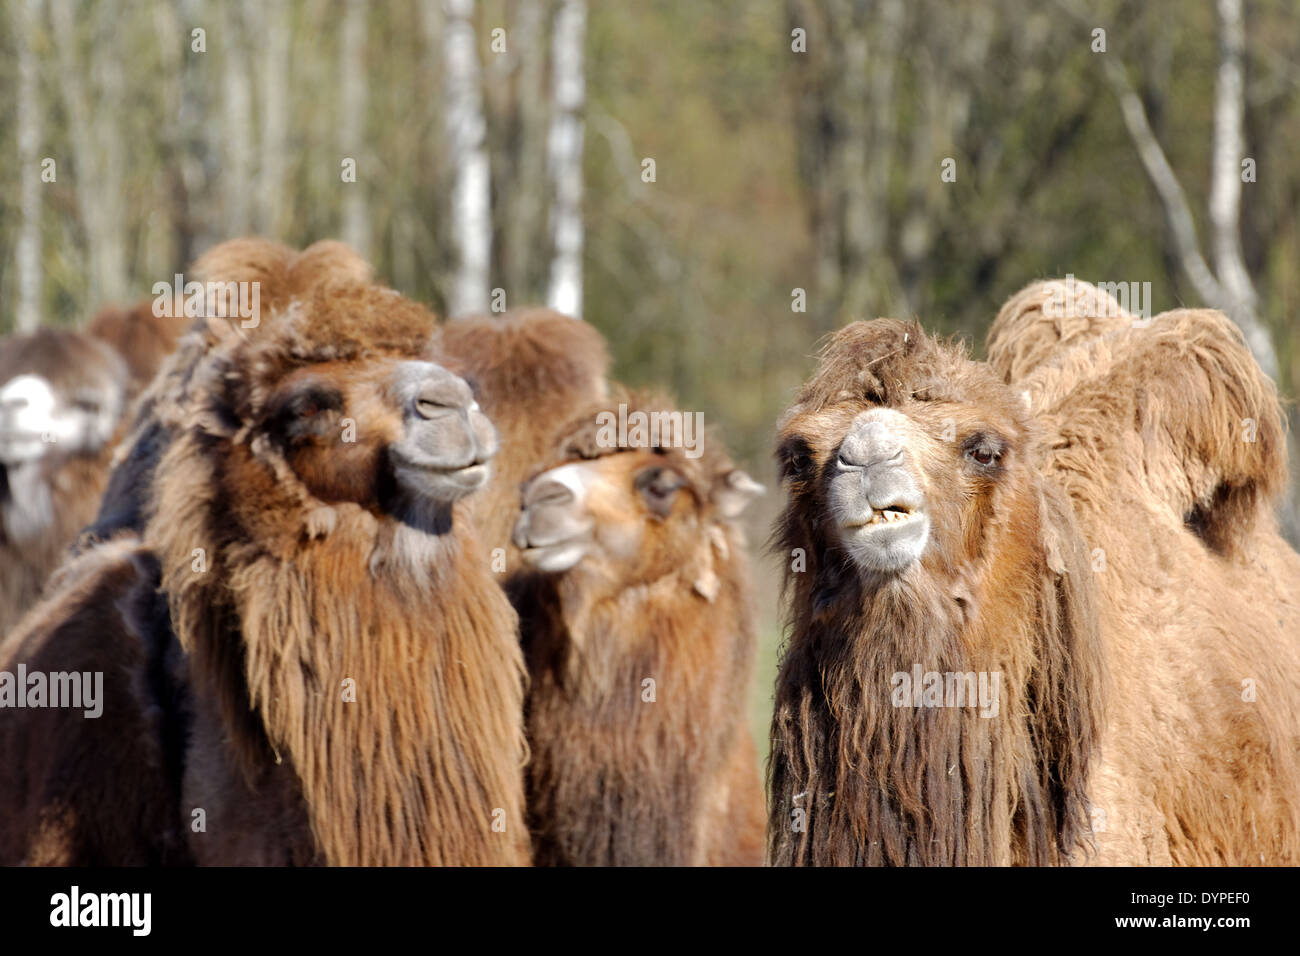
13;0;44;332
545;0;586;318
443;0;492;316
339;0;369;256
1099;0;1277;379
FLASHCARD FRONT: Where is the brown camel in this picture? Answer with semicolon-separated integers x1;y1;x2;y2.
768;315;1300;865
511;388;766;865
0;239;530;866
0;300;187;635
0;330;128;636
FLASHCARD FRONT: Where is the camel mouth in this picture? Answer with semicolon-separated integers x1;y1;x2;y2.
518;539;592;573
391;454;492;502
842;504;920;530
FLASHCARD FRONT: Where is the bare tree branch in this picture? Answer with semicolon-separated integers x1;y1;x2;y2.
1096;3;1278;380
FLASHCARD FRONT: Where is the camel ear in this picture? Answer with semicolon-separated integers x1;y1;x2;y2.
713;469;764;519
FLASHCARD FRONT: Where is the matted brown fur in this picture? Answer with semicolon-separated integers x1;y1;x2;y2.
770;315;1300;865
513;388;765;865
769;320;1102;865
440;308;610;567
0;536;190;865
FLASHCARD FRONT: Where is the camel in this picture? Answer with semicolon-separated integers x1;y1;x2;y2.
443;312;765;864
0;302;187;636
0;239;531;866
767;315;1300;865
0;330;130;636
510;389;767;865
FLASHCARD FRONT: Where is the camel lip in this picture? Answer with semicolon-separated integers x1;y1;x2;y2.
393;456;492;497
841;504;923;531
517;540;591;573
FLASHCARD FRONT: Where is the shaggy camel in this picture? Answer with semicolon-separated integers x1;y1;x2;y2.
0;302;186;635
768;316;1300;865
0;239;531;866
510;389;767;865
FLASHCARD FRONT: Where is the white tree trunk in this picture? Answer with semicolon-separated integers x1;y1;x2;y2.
443;0;492;316
13;0;43;332
1207;0;1268;369
546;0;585;318
503;0;548;298
339;0;369;256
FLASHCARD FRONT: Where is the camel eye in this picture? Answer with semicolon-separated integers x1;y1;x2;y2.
962;434;1004;469
273;385;343;443
779;438;814;480
635;466;685;518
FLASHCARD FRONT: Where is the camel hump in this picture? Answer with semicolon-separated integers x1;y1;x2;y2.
0;539;188;865
987;278;1132;382
440;308;610;408
87;299;189;397
1039;307;1286;553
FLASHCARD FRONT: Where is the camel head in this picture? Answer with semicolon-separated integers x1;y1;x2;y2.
776;318;1044;602
179;279;497;538
0;329;126;469
513;391;762;596
262;354;496;522
0;329;127;547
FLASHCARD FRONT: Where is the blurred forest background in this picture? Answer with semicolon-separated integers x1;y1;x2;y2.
2;0;1298;747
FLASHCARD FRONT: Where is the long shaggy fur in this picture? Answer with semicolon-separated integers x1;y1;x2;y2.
769;321;1102;866
1024;309;1300;864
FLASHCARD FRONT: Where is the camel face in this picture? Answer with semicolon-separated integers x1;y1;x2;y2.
264;358;498;516
513;451;698;579
514;453;678;577
515;442;761;590
0;372;122;466
777;318;1028;586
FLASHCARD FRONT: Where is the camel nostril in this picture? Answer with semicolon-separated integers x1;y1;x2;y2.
412;373;474;420
526;480;574;509
414;395;461;420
